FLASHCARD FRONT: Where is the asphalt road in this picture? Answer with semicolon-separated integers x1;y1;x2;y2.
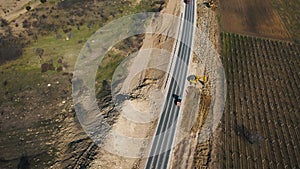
145;1;195;169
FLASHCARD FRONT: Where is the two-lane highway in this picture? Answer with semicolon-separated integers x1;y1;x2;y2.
145;1;195;168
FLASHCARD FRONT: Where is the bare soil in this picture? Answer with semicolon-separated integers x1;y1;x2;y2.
170;85;212;169
219;0;291;41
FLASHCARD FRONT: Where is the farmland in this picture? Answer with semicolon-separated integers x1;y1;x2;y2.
218;0;291;41
271;0;300;43
210;32;300;168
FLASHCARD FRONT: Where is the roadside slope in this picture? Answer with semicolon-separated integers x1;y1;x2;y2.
88;0;182;168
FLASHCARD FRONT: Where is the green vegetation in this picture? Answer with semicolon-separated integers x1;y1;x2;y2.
95;51;125;97
0;0;164;105
2;0;164;69
95;34;144;97
135;0;165;12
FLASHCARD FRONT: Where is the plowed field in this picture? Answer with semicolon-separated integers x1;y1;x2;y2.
219;0;291;41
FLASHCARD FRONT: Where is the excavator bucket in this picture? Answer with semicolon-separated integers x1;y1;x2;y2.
202;76;208;83
187;75;197;84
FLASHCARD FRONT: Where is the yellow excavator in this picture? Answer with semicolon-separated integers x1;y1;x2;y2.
188;75;208;85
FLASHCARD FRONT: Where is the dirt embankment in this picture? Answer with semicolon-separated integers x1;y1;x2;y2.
170;85;212;169
88;0;183;168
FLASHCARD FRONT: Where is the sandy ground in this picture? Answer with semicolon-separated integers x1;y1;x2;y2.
88;0;183;168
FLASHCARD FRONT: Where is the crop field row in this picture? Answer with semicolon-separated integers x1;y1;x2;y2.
213;32;300;169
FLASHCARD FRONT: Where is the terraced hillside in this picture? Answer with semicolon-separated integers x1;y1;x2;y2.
211;33;300;169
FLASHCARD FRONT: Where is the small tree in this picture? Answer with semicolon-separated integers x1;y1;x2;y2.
0;18;9;27
35;48;44;58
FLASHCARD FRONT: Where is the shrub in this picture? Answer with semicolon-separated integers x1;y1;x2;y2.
0;18;8;27
35;48;44;58
25;6;31;11
41;63;54;72
0;34;25;64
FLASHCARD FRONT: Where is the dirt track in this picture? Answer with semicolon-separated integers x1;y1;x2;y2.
0;0;40;21
219;0;291;40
